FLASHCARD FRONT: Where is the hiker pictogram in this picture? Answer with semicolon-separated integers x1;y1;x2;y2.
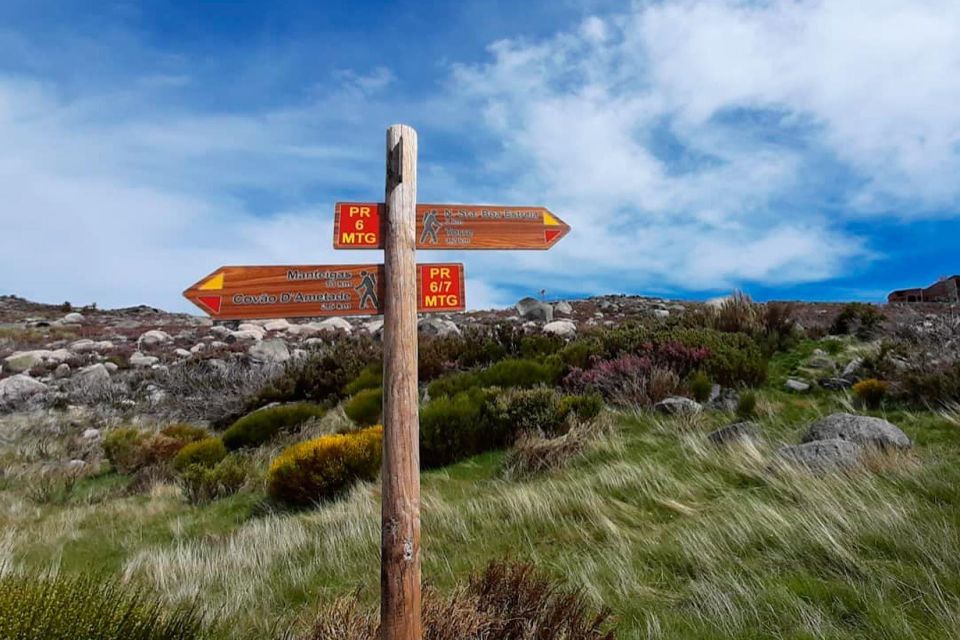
356;270;380;310
419;210;442;244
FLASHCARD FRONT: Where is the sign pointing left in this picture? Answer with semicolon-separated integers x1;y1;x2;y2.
183;263;465;320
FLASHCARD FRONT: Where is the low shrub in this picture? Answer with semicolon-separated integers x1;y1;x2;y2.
558;393;604;422
300;560;614;640
420;388;500;468
267;425;383;507
103;428;185;476
689;371;712;402
222;403;326;450
102;427;144;474
0;572;204;639
852;378;889;410
344;364;382;396
173;437;227;472
487;387;602;439
160;424;209;444
427;358;563;398
564;357;682;406
895;364;960;407
178;454;253;505
736;390;757;418
344;388;383;427
830;302;884;340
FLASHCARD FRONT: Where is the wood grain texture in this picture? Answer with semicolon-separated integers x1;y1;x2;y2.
380;125;422;640
334;202;571;250
182;263;465;320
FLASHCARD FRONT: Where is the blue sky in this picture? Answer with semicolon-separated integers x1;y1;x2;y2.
2;0;960;312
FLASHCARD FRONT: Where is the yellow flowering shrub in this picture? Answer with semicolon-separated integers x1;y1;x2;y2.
267;425;382;507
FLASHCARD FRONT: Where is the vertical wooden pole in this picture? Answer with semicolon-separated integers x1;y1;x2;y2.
381;124;421;640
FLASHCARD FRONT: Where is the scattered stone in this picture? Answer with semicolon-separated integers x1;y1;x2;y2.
707;421;762;446
801;412;911;450
82;428;101;440
103;362;119;373
819;377;852;390
805;355;836;371
62;312;85;324
174;348;192;358
777;439;863;472
54;363;72;379
554;301;573;316
419;317;461;338
210;325;232;338
248;339;291;364
785;378;811;392
76;363;110;385
65;459;86;470
190;343;205;354
69;339;97;353
0;374;48;404
3;351;44;373
707;386;740;412
314;317;353;333
129;352;159;368
652;308;670;319
230;330;264;341
842;357;864;379
542;320;577;338
515;297;553;322
264;319;292;332
654;396;702;415
364;319;385;335
139;330;173;347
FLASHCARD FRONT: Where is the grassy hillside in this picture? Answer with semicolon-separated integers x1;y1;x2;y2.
3;389;959;638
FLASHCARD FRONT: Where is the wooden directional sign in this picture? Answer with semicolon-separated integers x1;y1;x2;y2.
183;263;464;320
334;202;570;250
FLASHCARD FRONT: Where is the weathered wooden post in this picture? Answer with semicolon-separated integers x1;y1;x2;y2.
381;124;422;640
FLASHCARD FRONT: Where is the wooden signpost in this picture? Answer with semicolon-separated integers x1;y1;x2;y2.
334;202;570;250
183;124;569;640
182;263;465;320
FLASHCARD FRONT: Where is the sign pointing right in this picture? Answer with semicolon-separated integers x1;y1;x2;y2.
334;202;571;250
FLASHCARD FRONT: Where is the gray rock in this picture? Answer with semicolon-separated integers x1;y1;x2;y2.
364;319;385;335
652;308;670;319
264;319;292;332
819;377;852;390
129;352;159;368
777;439;863;472
542;320;577;338
3;351;44;373
785;378;811;392
554;301;573;316
174;348;192;358
65;459;86;470
82;428;101;440
418;317;461;338
54;363;72;379
103;362;119;373
842;357;864;379
62;312;85;324
707;386;740;412
76;363;110;385
314;317;353;334
515;297;553;323
248;339;291;364
139;330;173;347
229;329;264;341
805;355;837;371
801;412;911;450
654;396;702;415
69;339;98;353
708;421;762;446
0;374;48;404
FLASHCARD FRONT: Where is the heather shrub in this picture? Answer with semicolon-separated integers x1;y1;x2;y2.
427;358;563;398
830;302;884;340
486;387;579;438
420;388;501;468
419;335;464;380
173;437;227;472
222;403;326;450
252;337;380;408
300;560;615;640
103;427;144;474
895;364;960;407
519;334;566;358
852;378;889;410
564;357;682;406
160;424;209;444
103;428;185;476
344;364;382;396
736;390;757;418
0;573;205;640
178;454;253;505
689;371;712;402
267;425;383;507
557;393;604;422
343;388;383;427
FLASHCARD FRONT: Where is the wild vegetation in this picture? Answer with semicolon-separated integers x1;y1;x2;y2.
2;294;960;638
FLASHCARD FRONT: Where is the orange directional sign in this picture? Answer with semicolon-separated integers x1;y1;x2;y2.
334;202;570;250
183;263;464;320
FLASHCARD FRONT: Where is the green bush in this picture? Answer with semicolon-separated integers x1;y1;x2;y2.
487;387;571;438
557;393;604;422
344;364;382;396
853;378;889;410
222;403;326;450
689;371;713;402
830;303;884;340
427;358;563;398
102;427;144;474
344;388;383;427
0;572;204;639
558;337;604;369
160;424;209;444
267;425;383;507
173;437;227;472
736;390;757;419
420;388;501;468
178;454;252;505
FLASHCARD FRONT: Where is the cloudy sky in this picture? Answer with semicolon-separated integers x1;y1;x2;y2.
2;0;959;312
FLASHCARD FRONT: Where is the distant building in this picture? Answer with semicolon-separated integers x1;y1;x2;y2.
888;276;960;303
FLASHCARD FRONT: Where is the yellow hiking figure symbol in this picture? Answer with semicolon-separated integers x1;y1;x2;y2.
356;270;380;310
419;210;442;245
